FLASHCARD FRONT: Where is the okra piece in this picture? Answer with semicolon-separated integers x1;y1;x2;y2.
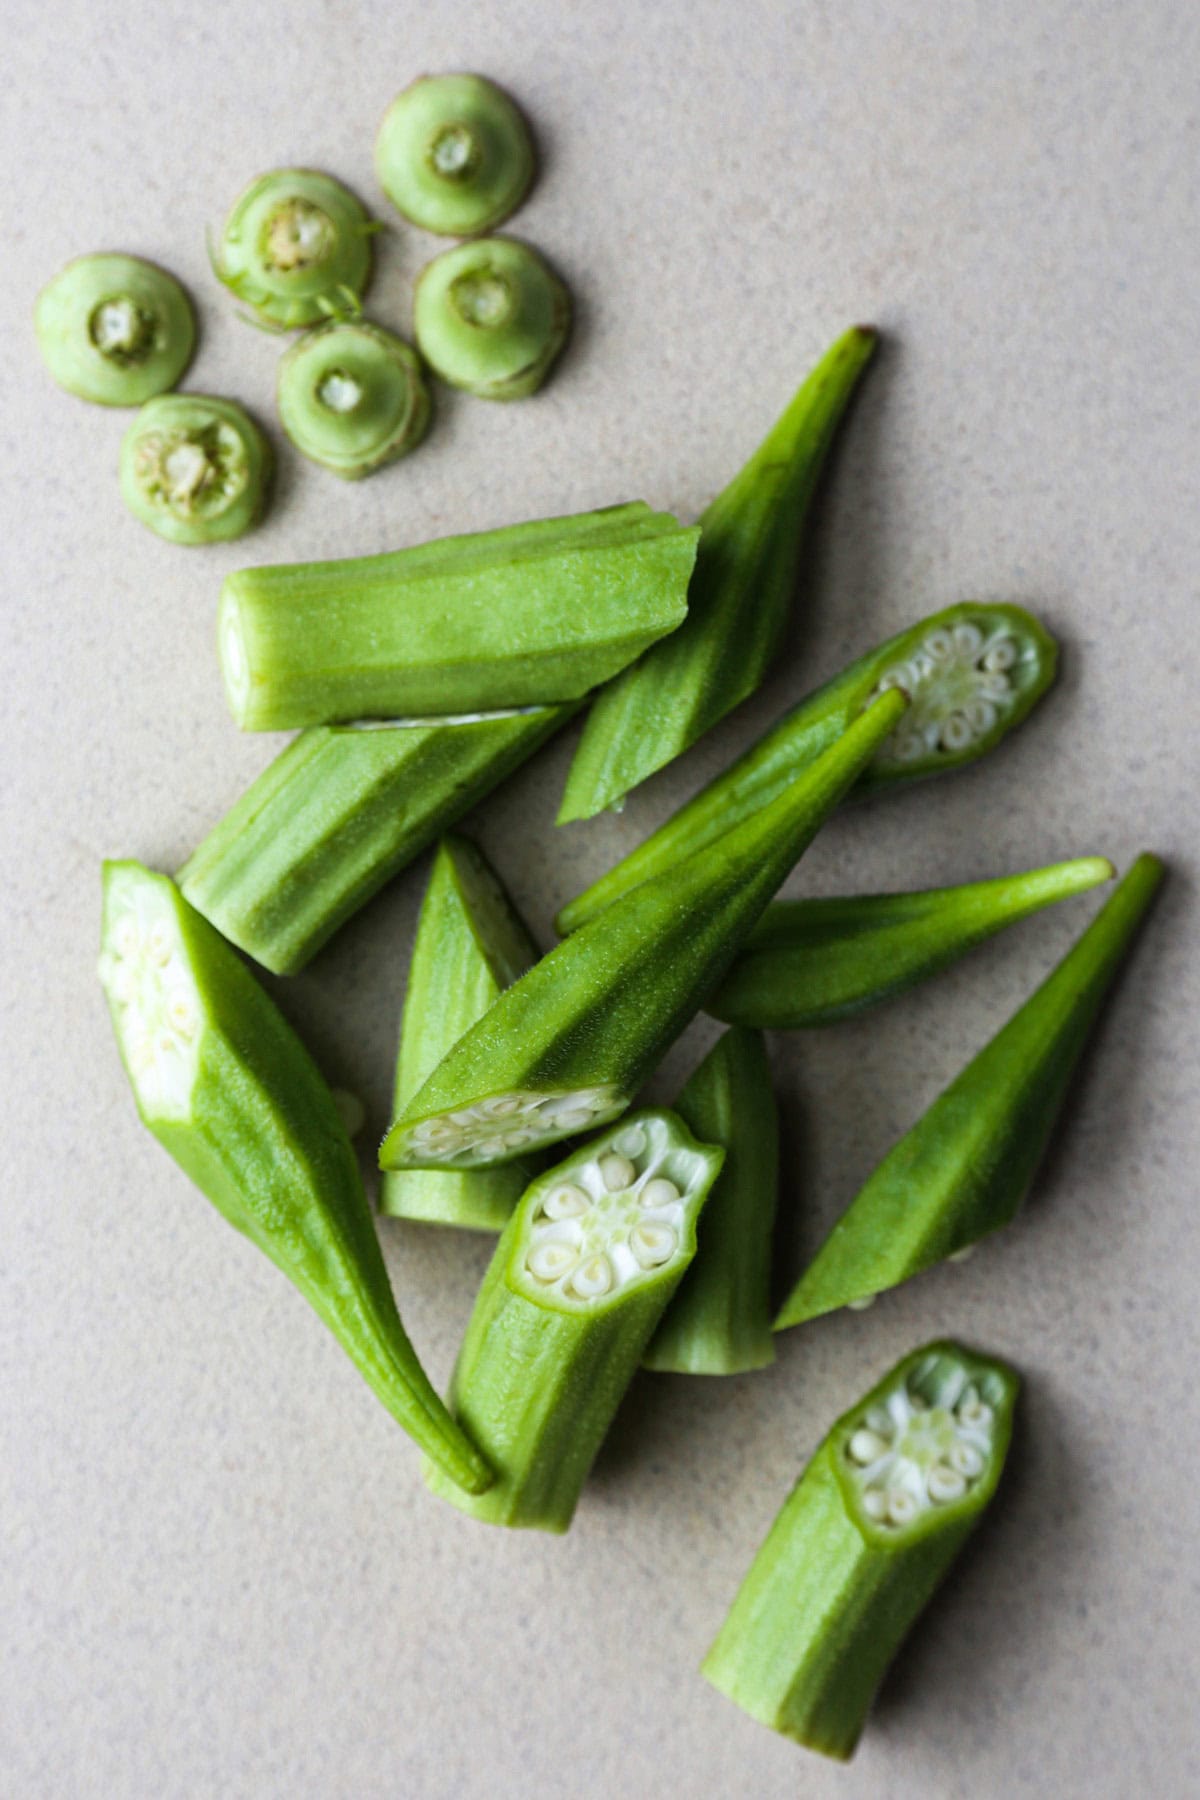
381;691;908;1172
375;74;535;237
211;168;375;331
423;1111;725;1529
277;320;431;478
643;1029;779;1374
35;253;195;406
775;854;1164;1326
218;502;698;730
557;602;1057;934
702;1340;1019;1760
708;855;1115;1027
412;237;570;401
559;326;877;822
97;861;491;1494
178;705;573;976
382;836;541;1230
119;394;272;546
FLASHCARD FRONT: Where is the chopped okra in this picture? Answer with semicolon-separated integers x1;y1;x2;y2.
277;320;431;478
413;237;570;400
702;1340;1019;1759
211;168;376;331
35;253;196;406
118;394;271;545
422;1111;725;1530
375;74;535;237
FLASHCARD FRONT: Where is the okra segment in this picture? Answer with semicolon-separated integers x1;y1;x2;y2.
557;603;1057;934
381;691;908;1172
774;854;1165;1326
701;1340;1018;1759
212;168;375;331
98;862;491;1495
218;501;698;730
707;855;1115;1028
423;1111;725;1530
178;705;575;975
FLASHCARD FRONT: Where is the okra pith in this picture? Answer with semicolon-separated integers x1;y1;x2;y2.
557;602;1058;934
423;1111;725;1530
98;861;491;1494
702;1340;1019;1759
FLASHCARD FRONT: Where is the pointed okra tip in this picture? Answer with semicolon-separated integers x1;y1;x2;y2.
506;1111;725;1312
832;1340;1019;1542
98;861;206;1122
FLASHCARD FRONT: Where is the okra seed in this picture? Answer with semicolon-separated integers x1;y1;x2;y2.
483;1096;522;1117
542;1184;589;1221
571;1254;614;1298
952;622;984;658
599;1153;637;1192
639;1177;681;1210
949;1442;984;1478
114;919;139;958
978;671;1012;700
527;1242;579;1282
966;698;998;735
848;1429;888;1465
948;1243;977;1264
847;1293;877;1311
550;1108;593;1132
958;1399;993;1428
983;637;1017;672
927;1465;968;1504
940;712;973;752
614;1125;647;1158
925;628;955;661
629;1221;677;1268
886;1490;918;1526
862;1489;889;1521
865;1407;894;1437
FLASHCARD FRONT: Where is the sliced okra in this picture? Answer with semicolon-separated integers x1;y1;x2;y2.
559;326;877;822
97;862;491;1494
702;1340;1019;1759
708;855;1115;1027
422;1111;725;1529
381;837;541;1231
557;602;1058;934
178;705;574;975
217;501;699;730
644;1028;779;1375
775;854;1164;1326
380;691;908;1173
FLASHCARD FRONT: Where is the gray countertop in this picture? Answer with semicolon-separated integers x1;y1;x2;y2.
3;2;1198;1795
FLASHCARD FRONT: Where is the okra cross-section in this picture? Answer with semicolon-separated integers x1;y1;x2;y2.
558;602;1057;934
423;1111;725;1530
380;691;908;1172
702;1340;1019;1759
218;501;699;730
98;860;491;1495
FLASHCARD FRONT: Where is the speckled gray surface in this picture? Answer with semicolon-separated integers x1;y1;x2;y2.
3;2;1199;1795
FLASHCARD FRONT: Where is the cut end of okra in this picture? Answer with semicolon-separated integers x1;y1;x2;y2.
277;319;431;478
98;864;205;1119
212;168;375;331
833;1342;1017;1540
413;237;570;400
119;394;271;545
375;74;535;237
35;253;196;406
384;1084;629;1171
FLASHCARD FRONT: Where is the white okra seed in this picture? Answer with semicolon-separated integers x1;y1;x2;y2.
949;1442;984;1478
928;1464;968;1504
940;712;974;752
958;1399;994;1429
925;628;955;661
613;1125;647;1158
571;1254;614;1298
886;1490;918;1526
527;1242;579;1282
862;1489;889;1521
865;1406;894;1437
550;1107;593;1132
639;1177;681;1210
978;671;1011;700
629;1221;677;1268
983;637;1017;672
114;919;139;958
966;698;998;735
952;622;984;658
483;1095;522;1118
598;1153;636;1192
542;1184;589;1221
848;1428;887;1465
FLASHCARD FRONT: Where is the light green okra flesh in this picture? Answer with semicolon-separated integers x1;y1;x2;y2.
702;1340;1019;1759
277;320;431;479
213;168;375;331
178;706;574;976
644;1028;779;1374
382;836;541;1230
119;394;272;546
375;74;535;237
775;854;1164;1326
35;253;196;406
423;1111;725;1529
413;237;570;401
97;861;491;1495
380;692;907;1174
218;501;697;730
559;325;877;822
557;602;1058;935
708;855;1115;1027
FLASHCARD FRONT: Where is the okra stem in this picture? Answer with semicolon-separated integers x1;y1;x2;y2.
413;237;570;400
35;253;196;406
119;395;272;546
277;320;431;478
211;168;375;332
375;74;535;237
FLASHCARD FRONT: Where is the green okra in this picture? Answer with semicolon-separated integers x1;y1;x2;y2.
558;325;878;823
97;861;490;1494
211;168;375;332
376;74;535;238
557;602;1058;935
702;1340;1019;1760
380;691;908;1173
708;855;1115;1028
178;705;573;976
423;1111;725;1529
382;836;541;1230
119;394;272;546
35;253;195;407
643;1028;779;1374
277;320;431;479
217;501;699;730
775;853;1164;1327
413;237;570;401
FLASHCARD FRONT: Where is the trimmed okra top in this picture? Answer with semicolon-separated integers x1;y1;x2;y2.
413;237;570;401
35;253;196;406
376;74;535;237
119;394;271;545
212;168;375;331
277;320;431;478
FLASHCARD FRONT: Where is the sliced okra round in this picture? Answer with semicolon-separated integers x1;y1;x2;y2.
413;237;570;400
375;74;535;236
119;394;271;545
211;168;375;331
35;253;196;406
277;320;431;478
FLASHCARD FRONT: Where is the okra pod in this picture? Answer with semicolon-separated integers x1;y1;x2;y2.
381;836;541;1230
702;1340;1019;1759
97;862;491;1494
423;1111;725;1529
643;1029;779;1374
217;502;699;730
558;326;877;822
775;854;1164;1326
557;602;1057;934
178;705;574;975
380;690;908;1172
708;855;1114;1027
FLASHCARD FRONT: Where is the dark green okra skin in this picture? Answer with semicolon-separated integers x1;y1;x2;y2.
178;706;574;975
423;1111;725;1530
644;1028;779;1374
381;836;541;1229
558;326;878;823
775;853;1164;1327
707;856;1115;1027
218;502;699;730
702;1340;1019;1759
557;602;1058;935
380;691;908;1173
97;862;491;1494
